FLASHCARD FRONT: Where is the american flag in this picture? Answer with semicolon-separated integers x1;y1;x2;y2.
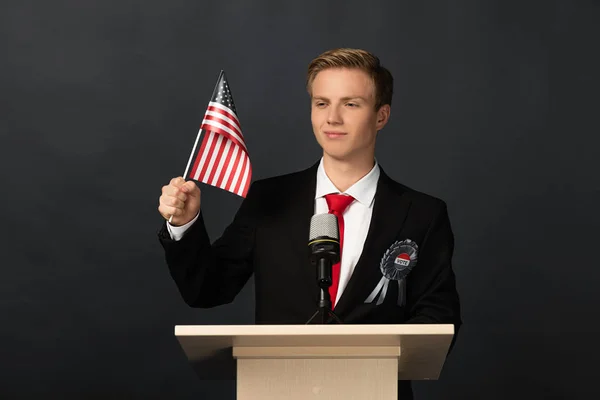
183;71;251;197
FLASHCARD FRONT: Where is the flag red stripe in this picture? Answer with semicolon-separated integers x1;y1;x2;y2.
204;109;243;137
202;134;224;182
207;105;240;129
219;145;239;190
189;130;210;179
225;147;243;191
235;155;249;196
215;144;235;188
198;132;219;181
206;137;228;185
233;155;248;195
203;113;242;139
241;163;252;197
200;122;246;152
239;156;251;196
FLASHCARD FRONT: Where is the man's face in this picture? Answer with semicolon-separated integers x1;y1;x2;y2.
310;68;389;164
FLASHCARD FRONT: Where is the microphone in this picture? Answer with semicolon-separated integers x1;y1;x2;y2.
306;213;344;323
308;213;340;289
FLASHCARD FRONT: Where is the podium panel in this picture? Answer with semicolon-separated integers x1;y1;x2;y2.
237;358;397;400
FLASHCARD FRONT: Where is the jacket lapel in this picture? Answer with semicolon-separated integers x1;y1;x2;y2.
333;168;413;316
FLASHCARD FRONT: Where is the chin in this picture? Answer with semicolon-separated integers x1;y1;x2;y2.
323;149;353;162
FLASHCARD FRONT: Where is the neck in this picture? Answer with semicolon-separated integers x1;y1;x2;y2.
322;154;375;193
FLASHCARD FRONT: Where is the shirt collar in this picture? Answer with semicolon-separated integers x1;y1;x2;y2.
315;158;380;207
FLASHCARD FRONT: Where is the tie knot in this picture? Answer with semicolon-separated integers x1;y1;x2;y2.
325;193;355;215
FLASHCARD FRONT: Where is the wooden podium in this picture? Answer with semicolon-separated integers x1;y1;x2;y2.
175;324;454;400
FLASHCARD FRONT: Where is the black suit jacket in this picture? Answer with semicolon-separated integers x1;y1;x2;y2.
158;162;462;398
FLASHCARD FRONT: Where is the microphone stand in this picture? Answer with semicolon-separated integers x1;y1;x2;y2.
306;258;343;324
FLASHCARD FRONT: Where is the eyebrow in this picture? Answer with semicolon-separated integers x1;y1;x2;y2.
312;96;368;102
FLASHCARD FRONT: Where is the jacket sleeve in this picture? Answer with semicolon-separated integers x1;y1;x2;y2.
404;201;462;350
157;182;261;308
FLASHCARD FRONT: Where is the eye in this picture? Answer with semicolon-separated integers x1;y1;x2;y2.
315;102;327;108
346;103;358;107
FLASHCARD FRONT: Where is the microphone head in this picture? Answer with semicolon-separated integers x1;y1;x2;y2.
309;213;339;241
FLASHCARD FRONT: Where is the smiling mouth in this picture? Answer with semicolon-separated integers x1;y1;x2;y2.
324;132;347;138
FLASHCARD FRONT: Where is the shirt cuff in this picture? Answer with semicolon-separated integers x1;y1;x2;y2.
166;212;200;241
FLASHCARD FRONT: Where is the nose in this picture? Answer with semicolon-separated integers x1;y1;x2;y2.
327;105;342;125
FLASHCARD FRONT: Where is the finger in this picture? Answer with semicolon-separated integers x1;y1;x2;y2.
159;204;183;217
170;205;184;216
181;181;197;194
158;204;172;220
163;185;188;201
167;196;185;209
159;194;185;210
169;176;186;188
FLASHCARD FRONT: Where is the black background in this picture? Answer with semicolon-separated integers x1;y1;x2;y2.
1;0;599;398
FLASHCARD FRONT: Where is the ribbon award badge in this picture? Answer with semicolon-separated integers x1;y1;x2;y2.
364;239;418;306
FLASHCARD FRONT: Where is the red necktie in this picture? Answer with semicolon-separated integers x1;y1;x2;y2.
324;193;355;308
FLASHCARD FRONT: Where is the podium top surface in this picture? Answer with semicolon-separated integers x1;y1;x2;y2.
174;324;454;380
176;324;453;337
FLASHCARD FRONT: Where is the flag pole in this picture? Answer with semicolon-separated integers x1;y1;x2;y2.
168;70;225;225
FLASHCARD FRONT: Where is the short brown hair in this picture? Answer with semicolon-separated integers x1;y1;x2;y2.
306;48;393;110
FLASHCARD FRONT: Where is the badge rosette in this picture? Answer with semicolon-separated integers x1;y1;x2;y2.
364;239;418;306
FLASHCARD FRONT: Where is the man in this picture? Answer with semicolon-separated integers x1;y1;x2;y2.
157;48;461;398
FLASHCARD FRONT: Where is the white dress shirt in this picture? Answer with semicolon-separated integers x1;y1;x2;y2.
314;159;379;304
167;159;380;304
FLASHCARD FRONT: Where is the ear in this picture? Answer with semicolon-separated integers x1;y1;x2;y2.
375;104;391;131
